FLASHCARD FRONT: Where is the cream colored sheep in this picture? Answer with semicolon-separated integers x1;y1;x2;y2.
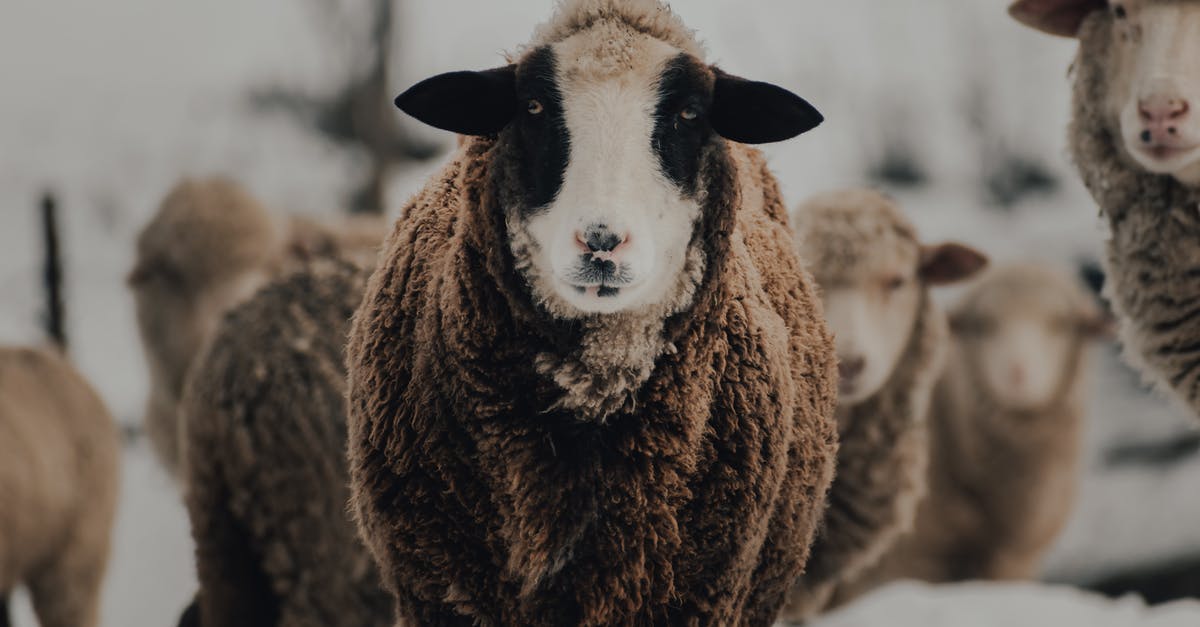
129;178;384;478
781;189;986;622
1009;0;1200;417
837;263;1109;600
0;346;121;627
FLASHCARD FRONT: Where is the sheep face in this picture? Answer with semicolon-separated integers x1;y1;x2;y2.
1011;0;1200;183
395;33;822;317
795;190;986;405
950;265;1110;411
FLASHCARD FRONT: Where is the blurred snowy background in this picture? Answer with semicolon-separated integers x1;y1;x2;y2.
2;0;1199;625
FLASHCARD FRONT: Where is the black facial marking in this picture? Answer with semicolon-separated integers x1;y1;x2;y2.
653;54;716;196
597;286;621;298
513;46;570;212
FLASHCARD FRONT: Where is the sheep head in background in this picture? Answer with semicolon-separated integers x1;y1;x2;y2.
950;263;1113;412
128;178;284;477
794;189;987;405
396;3;822;317
1010;0;1200;184
783;189;986;621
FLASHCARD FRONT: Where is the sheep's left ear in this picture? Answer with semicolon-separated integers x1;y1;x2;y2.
1008;0;1107;38
919;243;989;286
710;70;823;144
395;66;517;136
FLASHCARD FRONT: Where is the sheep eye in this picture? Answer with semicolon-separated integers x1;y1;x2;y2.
527;99;544;115
679;106;700;122
1113;4;1127;19
884;276;906;291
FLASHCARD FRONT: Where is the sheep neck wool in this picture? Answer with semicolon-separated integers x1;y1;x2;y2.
1071;11;1200;413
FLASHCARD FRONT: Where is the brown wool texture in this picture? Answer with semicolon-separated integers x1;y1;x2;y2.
1071;12;1200;417
131;177;386;481
782;192;946;621
0;347;121;627
182;262;393;627
346;102;837;626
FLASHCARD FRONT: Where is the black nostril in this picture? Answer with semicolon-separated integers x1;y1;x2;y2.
1169;127;1178;135
1142;130;1154;143
584;226;622;252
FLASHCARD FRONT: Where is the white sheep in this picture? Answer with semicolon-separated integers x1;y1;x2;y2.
0;346;121;627
129;177;384;478
1009;0;1200;417
345;0;839;623
780;189;987;622
839;263;1109;596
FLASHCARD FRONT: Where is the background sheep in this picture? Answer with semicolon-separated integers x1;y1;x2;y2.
181;260;392;627
1010;0;1200;417
781;189;987;622
0;346;121;627
346;0;837;623
129;177;384;478
839;263;1110;598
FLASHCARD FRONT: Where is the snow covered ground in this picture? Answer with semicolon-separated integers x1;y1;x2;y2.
2;1;1199;625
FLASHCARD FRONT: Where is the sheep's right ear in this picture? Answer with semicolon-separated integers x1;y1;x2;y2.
1008;0;1107;38
395;66;517;136
919;243;989;286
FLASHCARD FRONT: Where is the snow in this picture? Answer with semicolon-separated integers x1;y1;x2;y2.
806;581;1200;627
1;1;1198;625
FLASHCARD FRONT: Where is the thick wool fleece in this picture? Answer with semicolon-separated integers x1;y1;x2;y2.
182;262;392;627
1071;12;1200;417
837;266;1091;594
782;194;946;621
132;178;386;481
0;347;121;627
347;21;837;621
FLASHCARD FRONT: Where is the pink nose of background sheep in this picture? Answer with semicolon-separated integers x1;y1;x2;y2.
1139;91;1191;145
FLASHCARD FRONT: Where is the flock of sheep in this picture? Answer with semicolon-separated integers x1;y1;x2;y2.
2;0;1198;625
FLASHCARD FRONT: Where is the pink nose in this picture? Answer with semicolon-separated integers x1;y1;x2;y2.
1139;93;1191;143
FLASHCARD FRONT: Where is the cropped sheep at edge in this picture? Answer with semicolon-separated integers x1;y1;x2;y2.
0;346;121;627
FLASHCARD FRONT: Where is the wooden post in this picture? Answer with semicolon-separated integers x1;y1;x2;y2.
41;191;67;350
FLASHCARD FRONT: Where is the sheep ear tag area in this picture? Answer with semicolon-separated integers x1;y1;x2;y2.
395;66;517;136
1008;0;1107;38
711;72;824;144
919;243;989;286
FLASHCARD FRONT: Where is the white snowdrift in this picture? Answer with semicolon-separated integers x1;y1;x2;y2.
807;581;1200;627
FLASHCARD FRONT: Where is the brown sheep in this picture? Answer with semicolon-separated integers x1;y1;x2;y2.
181;261;392;627
1009;0;1200;417
0;346;121;627
780;190;986;622
345;0;839;623
129;177;384;479
836;264;1109;600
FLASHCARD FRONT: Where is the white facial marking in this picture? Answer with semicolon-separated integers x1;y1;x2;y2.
1110;0;1200;182
823;277;920;406
521;38;700;316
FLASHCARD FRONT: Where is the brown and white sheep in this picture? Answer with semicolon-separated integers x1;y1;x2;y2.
1009;0;1200;417
129;177;384;478
181;260;392;627
0;346;121;627
838;263;1109;597
345;0;839;624
779;190;987;622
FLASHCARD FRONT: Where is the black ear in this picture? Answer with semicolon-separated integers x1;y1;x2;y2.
395;66;517;136
710;71;824;144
